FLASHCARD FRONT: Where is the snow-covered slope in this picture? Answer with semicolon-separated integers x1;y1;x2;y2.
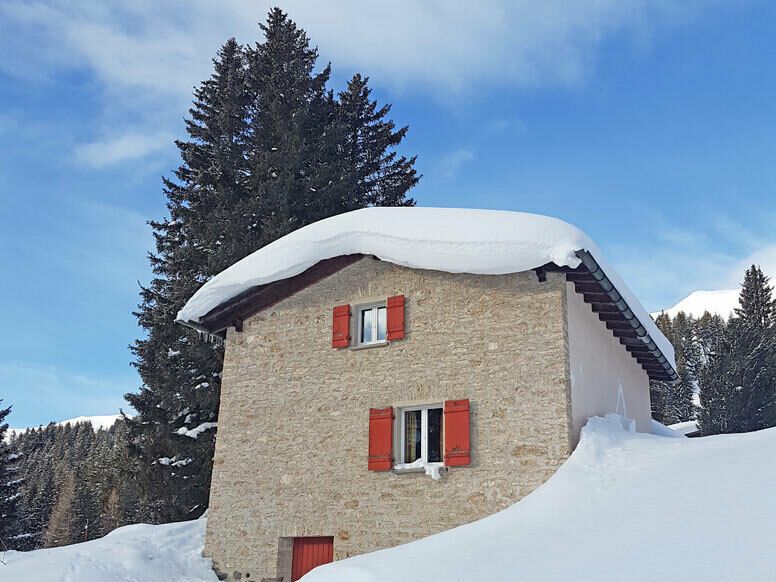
653;288;739;319
1;517;217;582
177;207;674;367
303;415;776;582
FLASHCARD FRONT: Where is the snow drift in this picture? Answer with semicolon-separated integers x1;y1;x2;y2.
302;415;776;582
176;207;674;366
1;517;217;582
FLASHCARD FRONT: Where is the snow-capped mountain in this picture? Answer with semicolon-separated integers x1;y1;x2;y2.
6;414;124;440
652;288;739;319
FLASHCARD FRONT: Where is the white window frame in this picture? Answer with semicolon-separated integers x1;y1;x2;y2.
356;302;387;346
396;404;444;468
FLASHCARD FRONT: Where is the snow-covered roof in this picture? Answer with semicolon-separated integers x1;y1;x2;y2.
177;207;675;371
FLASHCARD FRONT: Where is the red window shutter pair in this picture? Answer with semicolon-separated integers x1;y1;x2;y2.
367;399;471;471
331;295;405;348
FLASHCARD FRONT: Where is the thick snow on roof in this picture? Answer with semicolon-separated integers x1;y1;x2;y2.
303;415;776;582
177;207;674;368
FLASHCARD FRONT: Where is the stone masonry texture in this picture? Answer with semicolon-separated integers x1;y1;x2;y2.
204;258;573;581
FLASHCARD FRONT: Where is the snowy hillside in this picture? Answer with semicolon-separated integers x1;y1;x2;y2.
654;288;739;318
4;416;775;581
7;414;123;439
1;517;218;582
304;415;776;582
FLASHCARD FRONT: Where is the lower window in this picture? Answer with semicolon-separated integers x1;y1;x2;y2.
400;405;443;465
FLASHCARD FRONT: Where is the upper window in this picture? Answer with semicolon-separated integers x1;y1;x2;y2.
358;304;387;345
400;405;443;465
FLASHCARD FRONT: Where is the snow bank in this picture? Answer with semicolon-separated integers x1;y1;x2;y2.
177;207;674;367
669;419;700;436
302;415;776;582
1;517;217;582
650;419;687;438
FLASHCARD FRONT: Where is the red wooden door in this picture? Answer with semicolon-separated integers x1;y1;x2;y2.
291;536;334;581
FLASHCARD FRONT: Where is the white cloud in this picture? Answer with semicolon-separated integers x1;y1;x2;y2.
726;244;776;287
75;131;174;168
0;360;135;427
608;211;776;312
0;1;723;167
436;149;475;179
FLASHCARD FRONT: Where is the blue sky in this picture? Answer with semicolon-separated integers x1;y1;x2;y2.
1;1;775;426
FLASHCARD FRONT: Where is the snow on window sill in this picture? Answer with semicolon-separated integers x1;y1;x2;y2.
393;460;445;481
349;340;389;351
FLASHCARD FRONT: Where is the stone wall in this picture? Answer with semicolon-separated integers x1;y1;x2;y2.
204;258;573;581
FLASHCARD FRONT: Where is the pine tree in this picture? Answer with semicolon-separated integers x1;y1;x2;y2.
333;73;418;209
699;266;776;434
126;9;418;523
735;265;775;329
696;311;726;360
650;311;700;424
0;400;23;549
43;470;75;548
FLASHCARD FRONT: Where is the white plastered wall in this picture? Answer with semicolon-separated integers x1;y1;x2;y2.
566;282;653;441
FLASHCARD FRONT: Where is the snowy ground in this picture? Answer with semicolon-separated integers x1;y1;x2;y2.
4;416;774;582
1;517;217;582
305;415;776;582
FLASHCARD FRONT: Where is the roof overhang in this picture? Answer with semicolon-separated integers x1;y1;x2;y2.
179;251;677;382
177;254;365;338
540;250;677;382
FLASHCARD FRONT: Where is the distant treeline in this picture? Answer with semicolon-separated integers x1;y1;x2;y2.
1;418;141;550
651;265;776;434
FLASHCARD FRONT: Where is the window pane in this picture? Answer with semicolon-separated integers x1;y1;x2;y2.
361;308;373;343
427;408;443;463
404;410;422;463
377;307;387;341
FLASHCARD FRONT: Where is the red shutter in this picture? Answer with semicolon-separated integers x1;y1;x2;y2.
331;304;350;348
368;407;393;471
386;294;405;340
444;399;470;466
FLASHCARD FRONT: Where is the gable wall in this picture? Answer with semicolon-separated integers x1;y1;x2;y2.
566;281;653;441
204;258;573;581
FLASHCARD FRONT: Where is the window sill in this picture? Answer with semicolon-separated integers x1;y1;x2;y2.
349;340;389;351
393;461;445;480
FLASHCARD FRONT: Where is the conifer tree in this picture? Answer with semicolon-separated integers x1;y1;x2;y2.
650;311;700;424
0;400;23;549
126;8;418;523
699;266;776;434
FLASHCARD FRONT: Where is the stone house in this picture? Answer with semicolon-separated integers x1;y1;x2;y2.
177;208;676;582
